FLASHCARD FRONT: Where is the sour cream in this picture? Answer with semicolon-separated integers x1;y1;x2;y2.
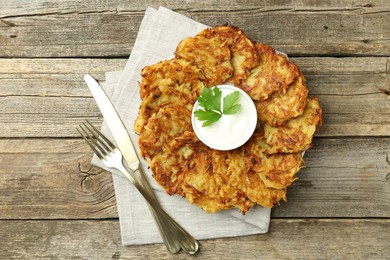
192;84;257;151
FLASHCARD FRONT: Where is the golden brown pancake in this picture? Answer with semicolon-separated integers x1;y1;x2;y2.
255;72;309;126
198;25;258;85
134;79;195;134
264;97;323;154
151;131;235;212
139;58;205;99
211;149;256;213
225;148;287;208
149;144;181;197
175;35;233;87
240;43;299;101
138;106;192;160
244;132;305;189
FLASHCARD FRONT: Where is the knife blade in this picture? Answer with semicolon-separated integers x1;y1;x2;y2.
83;74;142;173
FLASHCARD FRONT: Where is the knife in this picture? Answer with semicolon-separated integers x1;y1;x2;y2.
83;74;199;254
84;74;142;174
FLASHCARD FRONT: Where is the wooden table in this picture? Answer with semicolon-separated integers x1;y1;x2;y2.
1;1;389;259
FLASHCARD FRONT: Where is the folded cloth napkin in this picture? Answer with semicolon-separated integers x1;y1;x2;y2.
91;6;271;246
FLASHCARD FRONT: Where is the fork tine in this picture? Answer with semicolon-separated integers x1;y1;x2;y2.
80;120;119;159
85;119;116;150
83;120;115;153
81;122;112;155
80;124;109;156
77;125;105;160
77;125;102;157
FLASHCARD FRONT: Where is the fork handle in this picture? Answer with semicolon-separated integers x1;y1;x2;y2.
129;163;159;203
132;165;199;254
115;164;179;253
116;164;199;254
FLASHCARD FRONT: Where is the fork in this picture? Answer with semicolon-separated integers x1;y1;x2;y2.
77;121;199;254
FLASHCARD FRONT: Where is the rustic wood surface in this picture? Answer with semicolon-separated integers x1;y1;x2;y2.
1;1;389;259
1;219;389;259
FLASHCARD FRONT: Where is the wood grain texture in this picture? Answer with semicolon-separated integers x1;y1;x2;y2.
0;1;389;57
0;139;118;219
0;57;389;138
1;219;389;259
1;0;390;15
1;1;389;257
273;137;390;217
1;138;388;219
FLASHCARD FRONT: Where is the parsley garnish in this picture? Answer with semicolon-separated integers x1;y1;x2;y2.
194;87;241;127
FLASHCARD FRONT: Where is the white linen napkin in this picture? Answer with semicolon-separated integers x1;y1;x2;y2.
91;6;271;246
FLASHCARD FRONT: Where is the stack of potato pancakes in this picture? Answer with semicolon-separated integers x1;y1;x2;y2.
134;25;322;214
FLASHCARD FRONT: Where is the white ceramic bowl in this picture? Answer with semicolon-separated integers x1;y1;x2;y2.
192;84;257;151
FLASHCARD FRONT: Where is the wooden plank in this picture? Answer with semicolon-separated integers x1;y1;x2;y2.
273;137;390;217
0;219;388;259
0;57;389;138
1;0;390;16
0;2;390;57
0;58;125;139
0;139;118;219
0;137;388;219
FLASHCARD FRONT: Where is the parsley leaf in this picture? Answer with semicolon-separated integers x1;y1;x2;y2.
194;87;241;127
193;109;222;127
196;87;222;111
223;91;241;115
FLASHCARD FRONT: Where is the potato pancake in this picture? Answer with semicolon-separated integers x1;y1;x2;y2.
255;72;309;126
139;58;205;99
242;170;288;208
151;131;235;212
149;145;180;196
134;80;195;134
244;132;304;189
264;97;323;154
198;25;258;85
138;106;192;160
240;43;299;101
225;149;287;208
175;36;233;87
211;149;256;213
